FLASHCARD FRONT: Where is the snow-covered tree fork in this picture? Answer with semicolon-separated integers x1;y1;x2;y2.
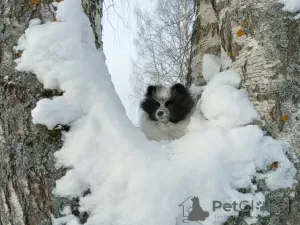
188;0;300;224
0;1;102;224
0;0;299;225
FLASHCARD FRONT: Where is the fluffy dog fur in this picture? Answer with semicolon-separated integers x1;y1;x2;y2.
139;83;195;141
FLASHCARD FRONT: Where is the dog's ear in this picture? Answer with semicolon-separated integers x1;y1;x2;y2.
145;85;156;97
171;83;187;94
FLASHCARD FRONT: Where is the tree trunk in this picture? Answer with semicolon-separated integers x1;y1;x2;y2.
189;0;300;224
188;0;221;86
0;1;102;224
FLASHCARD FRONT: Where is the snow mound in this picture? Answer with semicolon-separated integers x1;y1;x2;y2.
202;54;221;82
15;0;296;225
200;70;258;128
32;98;83;129
208;69;241;88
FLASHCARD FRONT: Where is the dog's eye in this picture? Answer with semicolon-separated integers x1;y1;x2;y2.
155;101;160;107
165;101;173;110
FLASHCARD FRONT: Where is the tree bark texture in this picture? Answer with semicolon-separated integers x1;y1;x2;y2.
189;0;300;224
189;0;221;86
82;0;103;50
0;1;102;224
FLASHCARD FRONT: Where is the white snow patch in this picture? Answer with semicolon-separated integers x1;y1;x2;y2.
189;83;205;96
52;2;59;8
279;0;300;12
245;217;258;225
15;0;296;225
202;54;221;82
208;69;241;88
52;207;80;225
31;97;84;129
279;0;300;19
221;46;233;70
200;70;258;128
29;18;41;27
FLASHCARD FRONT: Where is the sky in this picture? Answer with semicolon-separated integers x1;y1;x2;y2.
102;0;153;125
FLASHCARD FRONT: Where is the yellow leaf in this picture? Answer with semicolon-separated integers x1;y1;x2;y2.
282;115;289;122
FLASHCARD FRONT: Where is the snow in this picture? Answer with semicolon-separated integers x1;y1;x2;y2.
245;217;258;225
279;0;300;19
202;54;221;82
31;97;83;129
52;207;80;225
15;0;296;225
29;18;41;27
200;70;259;128
280;0;300;12
189;83;205;96
206;69;241;88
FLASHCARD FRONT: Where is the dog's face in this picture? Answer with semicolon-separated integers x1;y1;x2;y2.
140;83;195;123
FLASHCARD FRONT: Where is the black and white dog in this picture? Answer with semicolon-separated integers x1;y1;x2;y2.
139;83;195;141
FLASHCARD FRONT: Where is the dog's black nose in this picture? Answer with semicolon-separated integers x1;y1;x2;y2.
157;111;164;116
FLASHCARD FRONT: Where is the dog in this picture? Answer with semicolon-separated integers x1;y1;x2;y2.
139;83;195;141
